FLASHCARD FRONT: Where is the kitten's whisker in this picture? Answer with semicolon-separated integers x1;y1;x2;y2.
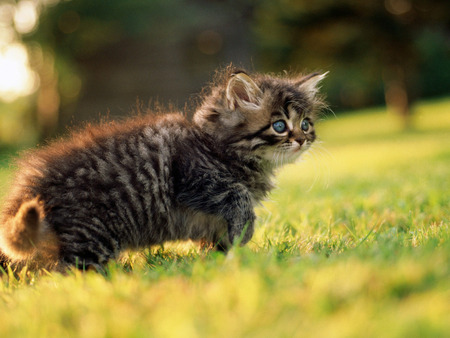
272;150;280;168
306;151;320;192
318;148;332;189
313;142;335;162
308;143;332;189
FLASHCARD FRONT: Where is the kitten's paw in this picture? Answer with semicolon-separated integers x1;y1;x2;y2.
228;222;254;246
240;223;254;245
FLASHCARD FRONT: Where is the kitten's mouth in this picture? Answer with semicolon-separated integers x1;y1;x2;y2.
291;141;313;157
289;141;304;153
281;142;305;158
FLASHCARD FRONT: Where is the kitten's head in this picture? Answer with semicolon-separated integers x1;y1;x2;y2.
194;68;327;166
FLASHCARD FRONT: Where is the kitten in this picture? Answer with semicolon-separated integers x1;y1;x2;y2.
0;67;326;271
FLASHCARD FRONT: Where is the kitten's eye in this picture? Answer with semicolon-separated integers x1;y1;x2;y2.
272;120;287;133
301;119;310;132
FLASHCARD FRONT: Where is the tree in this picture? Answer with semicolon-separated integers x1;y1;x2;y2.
252;0;450;127
9;0;254;140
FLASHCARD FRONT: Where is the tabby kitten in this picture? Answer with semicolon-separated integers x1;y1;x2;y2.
0;67;326;271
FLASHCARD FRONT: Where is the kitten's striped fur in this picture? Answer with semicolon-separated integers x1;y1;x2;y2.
0;67;326;271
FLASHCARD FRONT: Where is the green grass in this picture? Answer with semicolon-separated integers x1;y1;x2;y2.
0;98;449;337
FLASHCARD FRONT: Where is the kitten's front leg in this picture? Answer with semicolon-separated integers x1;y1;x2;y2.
177;180;255;247
212;203;255;253
221;191;255;246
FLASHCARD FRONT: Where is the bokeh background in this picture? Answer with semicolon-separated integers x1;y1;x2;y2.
0;0;449;146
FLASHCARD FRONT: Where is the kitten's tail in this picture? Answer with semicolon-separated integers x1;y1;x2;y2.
0;199;44;261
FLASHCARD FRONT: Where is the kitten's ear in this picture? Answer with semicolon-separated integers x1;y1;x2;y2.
226;72;263;109
296;72;328;99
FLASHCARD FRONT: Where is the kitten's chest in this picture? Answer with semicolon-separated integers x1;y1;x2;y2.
196;152;274;203
227;158;275;203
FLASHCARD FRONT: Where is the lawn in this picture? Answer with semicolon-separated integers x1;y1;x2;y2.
0;98;448;337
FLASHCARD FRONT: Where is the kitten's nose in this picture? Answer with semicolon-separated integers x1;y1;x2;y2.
295;137;306;146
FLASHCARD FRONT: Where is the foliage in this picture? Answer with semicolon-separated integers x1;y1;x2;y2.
0;98;449;337
252;0;450;116
1;0;449;145
0;0;254;144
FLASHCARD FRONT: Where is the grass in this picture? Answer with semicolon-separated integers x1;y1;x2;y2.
0;98;449;337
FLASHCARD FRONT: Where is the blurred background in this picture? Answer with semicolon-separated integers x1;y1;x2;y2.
0;0;449;147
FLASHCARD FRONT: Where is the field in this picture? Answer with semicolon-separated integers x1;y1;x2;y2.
0;98;449;337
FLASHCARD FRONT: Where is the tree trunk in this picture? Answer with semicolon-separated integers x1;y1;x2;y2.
36;51;60;141
383;65;412;129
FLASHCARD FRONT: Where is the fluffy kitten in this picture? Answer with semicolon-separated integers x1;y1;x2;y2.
0;67;326;271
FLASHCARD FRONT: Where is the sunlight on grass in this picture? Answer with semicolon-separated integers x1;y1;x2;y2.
284;97;450;181
0;98;449;337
